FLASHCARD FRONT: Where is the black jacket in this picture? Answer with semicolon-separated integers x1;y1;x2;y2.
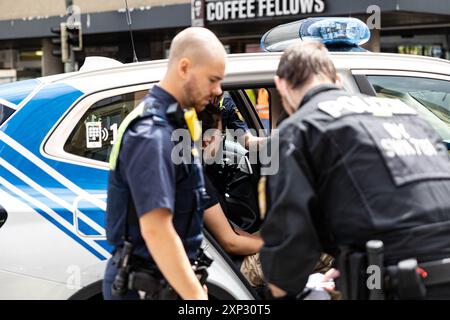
260;84;450;294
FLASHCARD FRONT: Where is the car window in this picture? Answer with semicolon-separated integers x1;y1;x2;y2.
367;76;450;142
64;90;148;162
0;103;15;125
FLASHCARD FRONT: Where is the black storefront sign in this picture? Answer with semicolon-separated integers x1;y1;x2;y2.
204;0;326;23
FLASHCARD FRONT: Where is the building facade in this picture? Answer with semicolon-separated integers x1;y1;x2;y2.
1;0;450;80
0;0;191;79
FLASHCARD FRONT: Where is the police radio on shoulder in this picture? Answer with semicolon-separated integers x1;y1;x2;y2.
261;17;371;52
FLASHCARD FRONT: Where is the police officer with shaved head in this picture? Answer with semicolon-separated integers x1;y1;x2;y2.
103;27;226;300
260;41;450;300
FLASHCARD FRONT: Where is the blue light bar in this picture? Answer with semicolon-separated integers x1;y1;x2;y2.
261;17;371;52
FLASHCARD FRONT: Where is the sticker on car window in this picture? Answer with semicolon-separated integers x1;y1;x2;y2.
85;121;118;149
360;115;450;186
86;121;103;148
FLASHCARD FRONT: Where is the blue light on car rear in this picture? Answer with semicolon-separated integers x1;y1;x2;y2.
261;17;371;52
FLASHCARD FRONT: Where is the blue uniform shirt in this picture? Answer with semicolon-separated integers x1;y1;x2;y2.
221;92;248;132
106;85;204;263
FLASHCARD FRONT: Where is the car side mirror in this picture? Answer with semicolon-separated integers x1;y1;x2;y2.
0;206;7;229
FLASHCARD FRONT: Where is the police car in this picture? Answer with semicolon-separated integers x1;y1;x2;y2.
1;18;450;300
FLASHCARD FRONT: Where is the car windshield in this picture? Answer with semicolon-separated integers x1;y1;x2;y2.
367;76;450;143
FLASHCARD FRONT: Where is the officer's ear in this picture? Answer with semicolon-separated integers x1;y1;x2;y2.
274;75;296;115
335;73;344;89
274;76;286;96
178;57;191;80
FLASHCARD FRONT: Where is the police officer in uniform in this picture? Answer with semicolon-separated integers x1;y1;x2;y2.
103;27;226;300
211;92;266;149
260;41;450;300
219;92;249;132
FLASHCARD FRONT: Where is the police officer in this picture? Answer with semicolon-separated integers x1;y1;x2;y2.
260;41;450;299
212;92;266;149
218;92;249;133
103;27;226;300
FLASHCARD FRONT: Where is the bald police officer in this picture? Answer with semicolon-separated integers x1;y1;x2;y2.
103;27;226;300
260;41;450;300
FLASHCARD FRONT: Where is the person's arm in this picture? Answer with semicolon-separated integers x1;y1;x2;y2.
139;208;207;300
260;124;322;297
244;132;267;150
234;226;261;240
268;283;288;298
204;204;263;255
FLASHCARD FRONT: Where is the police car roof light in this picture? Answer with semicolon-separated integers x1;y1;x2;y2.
261;17;371;52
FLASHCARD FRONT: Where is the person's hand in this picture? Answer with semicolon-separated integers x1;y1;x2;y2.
319;268;341;300
321;268;340;292
267;269;340;300
268;283;288;298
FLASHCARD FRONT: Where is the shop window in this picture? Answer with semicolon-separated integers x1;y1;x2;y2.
245;43;262;53
397;45;444;58
17;49;42;80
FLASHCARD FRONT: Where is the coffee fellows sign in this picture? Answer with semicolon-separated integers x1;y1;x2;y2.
203;0;326;23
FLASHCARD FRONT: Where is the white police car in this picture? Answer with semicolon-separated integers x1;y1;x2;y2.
1;18;450;300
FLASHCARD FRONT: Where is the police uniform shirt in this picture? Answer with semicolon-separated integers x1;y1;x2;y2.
260;84;450;295
221;92;249;133
106;85;204;263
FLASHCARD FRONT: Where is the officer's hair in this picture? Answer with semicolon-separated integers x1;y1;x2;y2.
276;41;337;88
